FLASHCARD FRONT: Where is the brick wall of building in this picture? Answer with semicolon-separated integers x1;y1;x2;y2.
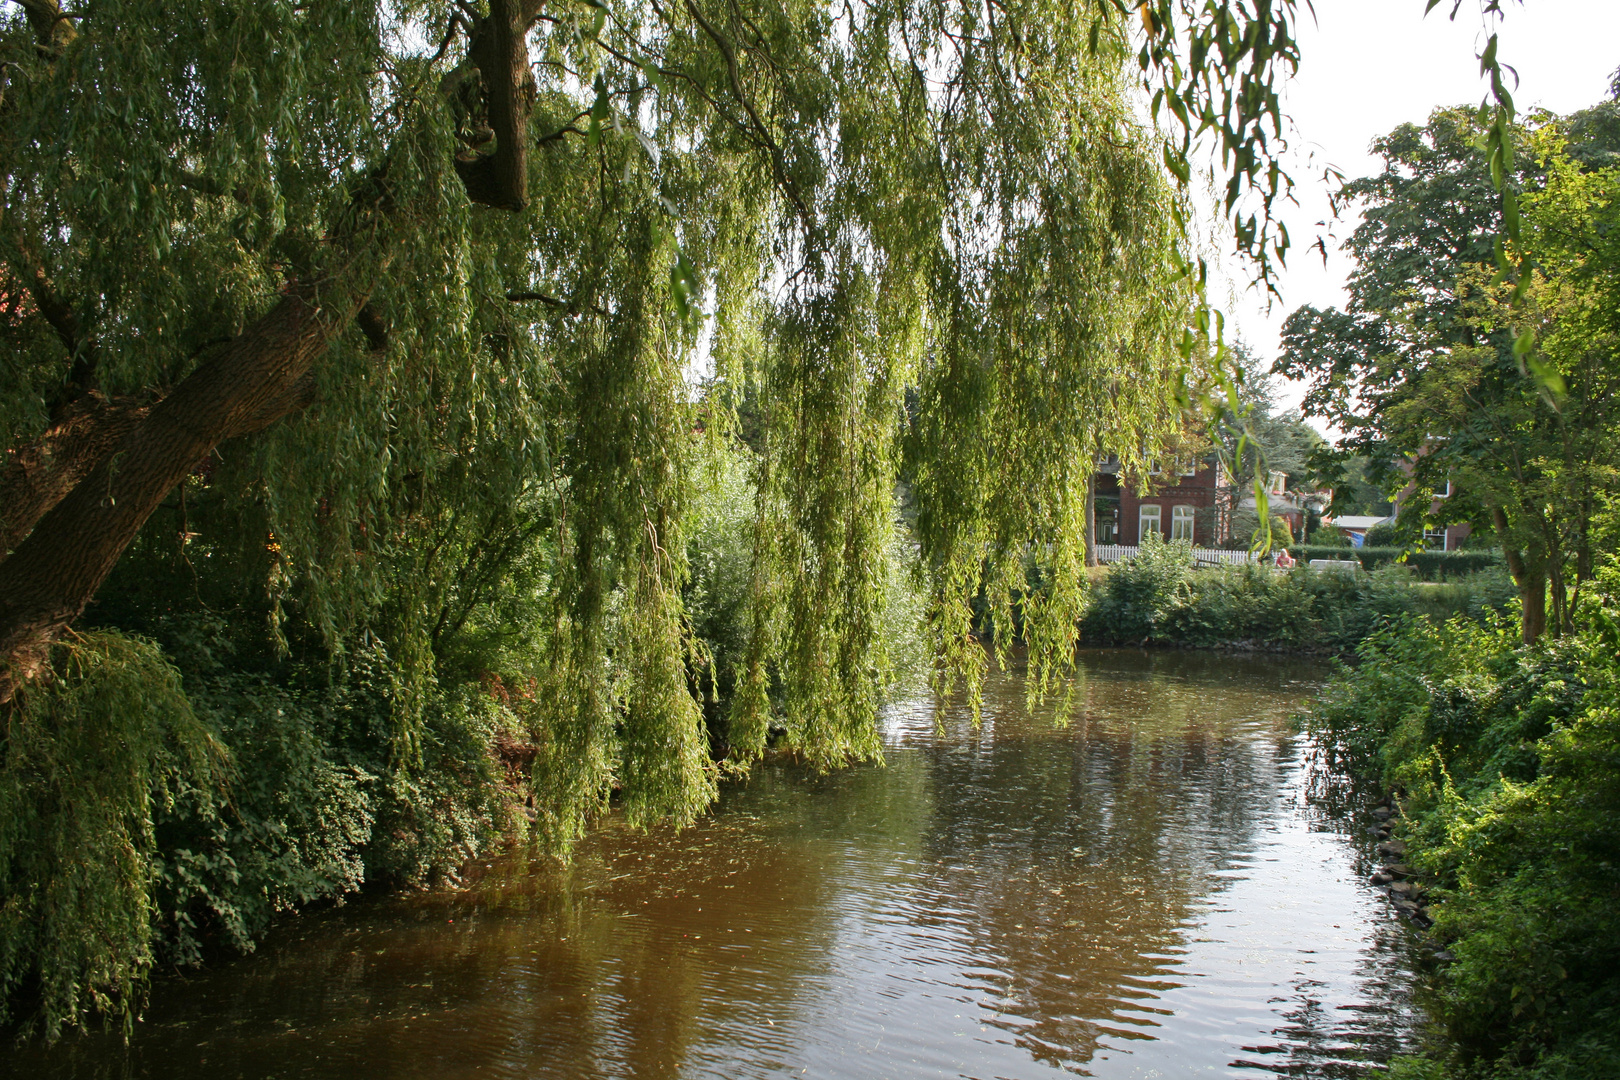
1095;460;1227;546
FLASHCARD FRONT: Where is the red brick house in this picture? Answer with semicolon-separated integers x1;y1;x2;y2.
1093;455;1231;546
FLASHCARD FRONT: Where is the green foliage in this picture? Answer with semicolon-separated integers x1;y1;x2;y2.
0;0;1312;853
1080;533;1194;642
0;0;1320;1039
147;631;509;966
2;543;515;1037
1363;525;1400;548
1288;545;1505;580
1277;102;1620;641
685;437;759;706
1301;605;1620;1079
0;632;223;1039
1079;547;1511;650
703;432;928;701
1314;451;1394;519
1211;340;1327;493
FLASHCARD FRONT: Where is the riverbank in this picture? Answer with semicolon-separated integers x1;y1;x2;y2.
1076;536;1514;653
1301;615;1620;1080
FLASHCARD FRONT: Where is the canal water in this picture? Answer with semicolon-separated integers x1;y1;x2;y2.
14;649;1425;1079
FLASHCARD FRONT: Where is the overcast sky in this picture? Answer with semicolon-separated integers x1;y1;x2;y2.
1217;0;1620;429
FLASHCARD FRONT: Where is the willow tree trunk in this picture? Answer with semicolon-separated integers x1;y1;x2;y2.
0;286;361;699
0;396;148;555
0;0;549;702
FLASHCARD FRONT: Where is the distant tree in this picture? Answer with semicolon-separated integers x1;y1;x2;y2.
1307;451;1392;519
1220;343;1323;485
1206;341;1324;542
1276;101;1620;642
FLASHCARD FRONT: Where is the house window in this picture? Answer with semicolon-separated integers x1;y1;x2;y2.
1171;505;1195;542
1424;526;1448;552
1139;504;1162;540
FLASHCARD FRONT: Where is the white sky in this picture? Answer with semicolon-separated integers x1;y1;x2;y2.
1217;0;1620;431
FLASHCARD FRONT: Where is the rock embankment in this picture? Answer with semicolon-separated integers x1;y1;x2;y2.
1365;800;1434;929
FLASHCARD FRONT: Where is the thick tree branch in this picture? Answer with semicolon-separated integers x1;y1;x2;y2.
0;282;365;700
682;0;811;222
8;246;99;414
451;0;547;210
0;394;147;556
16;0;77;51
0;0;547;695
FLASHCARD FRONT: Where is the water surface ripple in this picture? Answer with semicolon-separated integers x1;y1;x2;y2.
11;649;1423;1079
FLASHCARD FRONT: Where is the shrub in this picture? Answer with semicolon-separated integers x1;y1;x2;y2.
1365;523;1399;547
1080;556;1511;651
1300;610;1620;1080
1290;545;1503;580
0;616;515;1039
1080;533;1192;642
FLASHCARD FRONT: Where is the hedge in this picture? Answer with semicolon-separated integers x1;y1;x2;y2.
1287;545;1501;581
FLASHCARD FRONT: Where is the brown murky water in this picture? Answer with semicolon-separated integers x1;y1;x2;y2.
10;649;1423;1079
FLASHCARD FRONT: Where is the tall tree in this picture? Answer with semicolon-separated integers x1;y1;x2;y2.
1276;101;1620;642
1;0;1305;821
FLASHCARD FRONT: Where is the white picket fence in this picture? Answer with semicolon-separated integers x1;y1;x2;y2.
1094;544;1258;567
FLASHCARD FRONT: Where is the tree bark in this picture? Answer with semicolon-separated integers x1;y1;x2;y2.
16;0;77;51
451;0;544;211
1520;569;1547;645
1491;504;1546;645
1083;473;1097;567
0;285;360;700
0;394;148;555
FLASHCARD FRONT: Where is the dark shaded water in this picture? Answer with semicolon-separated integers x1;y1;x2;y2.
11;649;1423;1079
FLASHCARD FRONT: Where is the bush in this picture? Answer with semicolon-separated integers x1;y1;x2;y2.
0;610;516;1039
1365;523;1399;547
1301;610;1620;1080
1080;552;1512;651
0;632;224;1038
1080;533;1193;642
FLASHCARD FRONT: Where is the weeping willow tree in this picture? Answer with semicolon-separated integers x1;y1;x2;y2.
1;0;1306;1032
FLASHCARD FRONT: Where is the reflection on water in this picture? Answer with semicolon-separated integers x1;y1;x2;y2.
9;649;1423;1079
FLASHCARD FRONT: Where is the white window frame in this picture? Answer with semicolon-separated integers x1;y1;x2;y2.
1170;505;1195;542
1139;504;1162;540
1424;526;1448;552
